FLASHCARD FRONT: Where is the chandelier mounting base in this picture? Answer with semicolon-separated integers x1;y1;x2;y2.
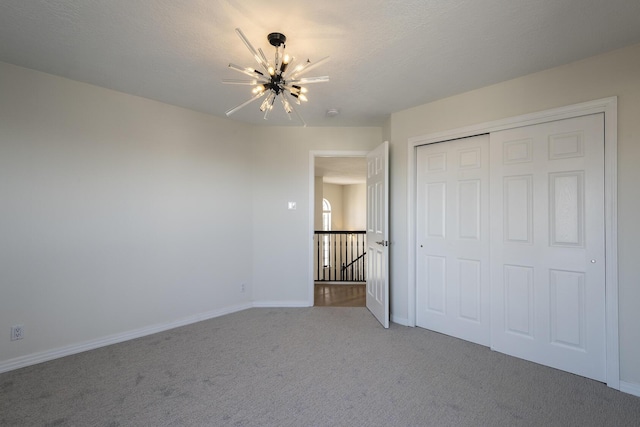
268;32;286;47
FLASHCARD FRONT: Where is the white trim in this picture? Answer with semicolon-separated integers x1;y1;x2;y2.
602;99;620;391
308;150;370;307
620;381;640;398
252;300;310;308
407;97;618;146
0;303;252;374
407;142;417;327
407;97;619;389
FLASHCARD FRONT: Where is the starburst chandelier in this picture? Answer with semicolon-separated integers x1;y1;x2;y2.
223;28;329;126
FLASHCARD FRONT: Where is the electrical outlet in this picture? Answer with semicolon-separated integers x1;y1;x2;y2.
10;325;24;341
241;283;246;293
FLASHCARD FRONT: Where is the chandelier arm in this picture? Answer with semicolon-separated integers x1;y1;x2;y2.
261;91;277;119
286;56;329;79
257;48;270;69
283;92;307;127
279;94;293;120
235;28;271;74
228;63;266;79
263;96;273;120
225;91;267;116
287;76;330;85
222;79;269;85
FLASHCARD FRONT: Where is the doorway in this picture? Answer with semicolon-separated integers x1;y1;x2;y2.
314;283;366;307
311;155;367;307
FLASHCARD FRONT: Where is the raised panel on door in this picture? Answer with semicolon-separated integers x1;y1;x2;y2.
503;265;534;338
416;134;490;346
490;114;605;381
458;259;481;322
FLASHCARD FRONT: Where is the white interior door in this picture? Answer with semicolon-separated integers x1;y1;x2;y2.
415;135;491;346
490;114;606;381
366;141;389;328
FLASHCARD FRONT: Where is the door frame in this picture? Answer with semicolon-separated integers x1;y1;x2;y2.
308;150;370;307
406;97;619;389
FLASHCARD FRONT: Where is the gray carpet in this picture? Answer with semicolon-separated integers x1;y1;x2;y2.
1;307;639;426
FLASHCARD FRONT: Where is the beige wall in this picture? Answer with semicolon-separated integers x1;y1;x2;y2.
0;62;254;365
389;43;640;387
342;184;366;230
317;183;366;231
314;176;323;230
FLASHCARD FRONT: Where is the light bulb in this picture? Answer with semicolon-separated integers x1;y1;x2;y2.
280;54;291;73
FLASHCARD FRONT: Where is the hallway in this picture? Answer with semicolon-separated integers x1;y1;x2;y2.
314;284;365;307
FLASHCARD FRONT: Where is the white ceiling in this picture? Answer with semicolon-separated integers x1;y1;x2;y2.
1;1;640;128
315;157;367;185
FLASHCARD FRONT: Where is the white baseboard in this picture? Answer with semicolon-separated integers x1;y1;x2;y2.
0;302;252;374
620;381;640;397
1;304;426;375
252;300;311;308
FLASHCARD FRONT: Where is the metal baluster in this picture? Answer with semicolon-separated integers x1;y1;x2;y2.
332;233;336;281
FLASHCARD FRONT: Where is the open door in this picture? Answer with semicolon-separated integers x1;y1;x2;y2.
366;141;389;328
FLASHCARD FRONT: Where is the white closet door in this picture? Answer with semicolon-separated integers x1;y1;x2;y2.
490;114;606;381
416;135;490;346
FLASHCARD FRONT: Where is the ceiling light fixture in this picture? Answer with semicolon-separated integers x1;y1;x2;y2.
223;28;329;127
326;108;340;118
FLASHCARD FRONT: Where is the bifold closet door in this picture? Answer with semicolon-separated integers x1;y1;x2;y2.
490;114;606;381
416;135;490;346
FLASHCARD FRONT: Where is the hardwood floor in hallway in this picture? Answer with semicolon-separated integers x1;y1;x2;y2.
314;283;366;307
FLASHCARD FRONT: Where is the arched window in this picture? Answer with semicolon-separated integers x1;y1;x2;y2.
322;199;331;232
322;199;331;267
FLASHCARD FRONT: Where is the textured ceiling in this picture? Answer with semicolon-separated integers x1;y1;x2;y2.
1;0;640;127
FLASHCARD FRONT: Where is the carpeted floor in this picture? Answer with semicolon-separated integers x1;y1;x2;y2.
1;307;639;426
